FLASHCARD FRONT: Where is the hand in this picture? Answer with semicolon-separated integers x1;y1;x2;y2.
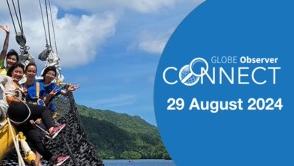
67;84;79;92
49;90;58;97
35;118;42;124
0;25;10;33
12;98;22;104
23;87;28;94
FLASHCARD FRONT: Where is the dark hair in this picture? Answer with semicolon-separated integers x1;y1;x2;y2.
6;49;19;62
25;62;37;72
42;66;57;77
7;63;25;77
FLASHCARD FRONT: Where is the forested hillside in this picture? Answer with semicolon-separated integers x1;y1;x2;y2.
77;105;170;159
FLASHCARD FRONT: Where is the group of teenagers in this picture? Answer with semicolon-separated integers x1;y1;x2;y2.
0;25;77;165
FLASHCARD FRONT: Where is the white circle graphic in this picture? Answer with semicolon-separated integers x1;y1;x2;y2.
189;57;209;77
179;65;200;86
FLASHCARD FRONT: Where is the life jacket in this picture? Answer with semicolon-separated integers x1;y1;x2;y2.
0;60;7;76
0;68;7;76
0;76;10;120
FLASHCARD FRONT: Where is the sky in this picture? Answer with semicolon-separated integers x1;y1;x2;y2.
0;0;204;125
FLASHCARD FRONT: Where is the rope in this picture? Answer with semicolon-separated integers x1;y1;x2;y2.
6;0;28;49
48;0;59;56
38;0;49;47
5;0;17;34
7;118;26;166
10;0;24;35
9;101;31;125
17;0;24;34
44;0;52;48
62;134;78;166
11;0;22;32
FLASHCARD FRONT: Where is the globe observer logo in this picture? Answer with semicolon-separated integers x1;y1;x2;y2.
162;56;281;86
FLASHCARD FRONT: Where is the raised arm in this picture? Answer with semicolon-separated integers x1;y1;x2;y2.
0;25;10;61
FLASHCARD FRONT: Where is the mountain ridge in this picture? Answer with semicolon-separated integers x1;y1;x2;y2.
77;105;170;160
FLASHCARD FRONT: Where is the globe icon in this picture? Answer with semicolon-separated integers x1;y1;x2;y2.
179;65;200;86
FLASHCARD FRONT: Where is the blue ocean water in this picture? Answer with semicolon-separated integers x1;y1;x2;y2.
103;160;176;166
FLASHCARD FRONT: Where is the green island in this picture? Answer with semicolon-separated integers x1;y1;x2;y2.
77;105;171;160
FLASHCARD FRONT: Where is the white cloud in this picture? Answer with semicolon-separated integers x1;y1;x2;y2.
137;30;173;54
136;0;205;55
0;3;117;68
55;0;179;14
53;12;117;67
0;0;203;67
119;0;178;13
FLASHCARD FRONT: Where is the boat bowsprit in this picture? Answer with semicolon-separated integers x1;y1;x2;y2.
0;93;104;166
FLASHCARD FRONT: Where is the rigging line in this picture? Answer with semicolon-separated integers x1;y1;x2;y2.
38;0;49;46
11;0;22;33
6;0;18;34
44;0;52;48
17;0;24;34
48;0;59;55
